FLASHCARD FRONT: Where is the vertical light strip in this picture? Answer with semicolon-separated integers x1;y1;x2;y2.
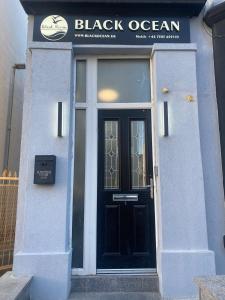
163;101;169;137
58;102;63;137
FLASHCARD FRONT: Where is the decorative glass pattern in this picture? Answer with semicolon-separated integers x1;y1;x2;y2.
104;121;119;189
131;121;147;189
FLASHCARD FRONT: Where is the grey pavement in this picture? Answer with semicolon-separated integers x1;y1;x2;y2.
69;292;161;300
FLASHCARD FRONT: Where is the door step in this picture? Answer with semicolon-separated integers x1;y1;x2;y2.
71;274;159;293
69;292;161;300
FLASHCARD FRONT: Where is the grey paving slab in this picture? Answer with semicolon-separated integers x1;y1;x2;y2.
0;271;31;300
195;276;225;300
69;292;161;300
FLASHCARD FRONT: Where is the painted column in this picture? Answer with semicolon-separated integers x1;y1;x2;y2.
151;43;216;299
13;41;74;300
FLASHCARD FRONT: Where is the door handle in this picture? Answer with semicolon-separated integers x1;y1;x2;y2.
146;178;154;199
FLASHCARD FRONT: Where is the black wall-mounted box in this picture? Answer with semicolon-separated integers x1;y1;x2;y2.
34;155;56;185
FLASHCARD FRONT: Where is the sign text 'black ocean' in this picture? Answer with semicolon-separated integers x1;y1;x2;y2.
33;15;190;45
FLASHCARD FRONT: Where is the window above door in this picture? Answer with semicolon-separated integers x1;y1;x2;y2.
97;59;151;103
75;57;152;110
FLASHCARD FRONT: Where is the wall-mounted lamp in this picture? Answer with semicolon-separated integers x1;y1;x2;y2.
58;102;63;137
163;101;169;137
162;87;170;94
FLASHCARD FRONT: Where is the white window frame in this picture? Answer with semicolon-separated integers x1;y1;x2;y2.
72;55;157;275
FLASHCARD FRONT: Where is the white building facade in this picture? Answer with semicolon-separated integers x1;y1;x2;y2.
0;0;27;173
13;0;225;299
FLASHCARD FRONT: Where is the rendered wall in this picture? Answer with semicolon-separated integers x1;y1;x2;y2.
152;43;216;299
191;0;225;275
0;0;27;173
13;1;225;299
13;39;74;300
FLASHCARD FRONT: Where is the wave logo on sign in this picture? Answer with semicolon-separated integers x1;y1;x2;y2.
40;15;68;41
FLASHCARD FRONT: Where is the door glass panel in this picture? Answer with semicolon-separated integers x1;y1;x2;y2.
75;60;86;103
131;120;147;189
104;121;119;189
97;59;150;103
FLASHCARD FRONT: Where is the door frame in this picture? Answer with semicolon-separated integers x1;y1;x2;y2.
72;55;158;276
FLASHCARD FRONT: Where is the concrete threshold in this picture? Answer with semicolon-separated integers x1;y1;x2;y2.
69;292;161;300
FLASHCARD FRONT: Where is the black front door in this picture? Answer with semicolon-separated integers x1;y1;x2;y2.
97;109;156;269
